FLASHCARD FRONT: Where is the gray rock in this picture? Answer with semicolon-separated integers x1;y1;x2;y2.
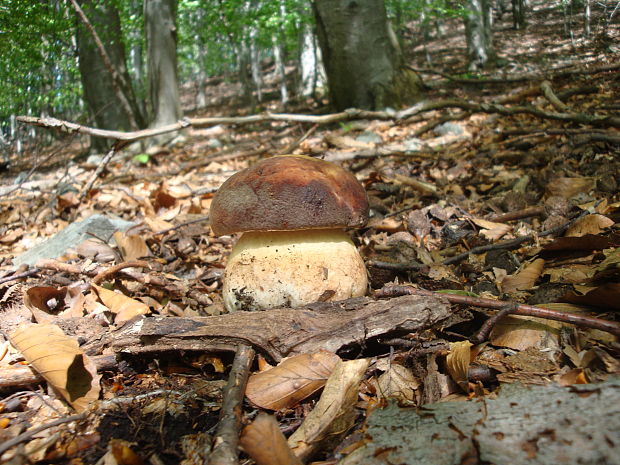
355;132;382;144
403;138;425;152
13;214;135;267
207;138;223;148
433;122;465;136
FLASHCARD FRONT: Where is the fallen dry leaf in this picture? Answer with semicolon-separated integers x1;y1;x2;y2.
501;258;545;293
288;358;370;463
240;413;302;465
91;284;150;324
471;218;512;241
490;314;562;351
112;231;151;261
446;341;472;392
8;323;100;411
246;350;340;410
546;176;595;199
563;283;620;311
565;214;614;237
375;362;420;403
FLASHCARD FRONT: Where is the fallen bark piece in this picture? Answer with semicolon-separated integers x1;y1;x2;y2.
107;295;451;361
340;378;620;465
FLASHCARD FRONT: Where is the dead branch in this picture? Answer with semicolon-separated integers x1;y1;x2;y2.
208;344;255;465
540;80;569;112
17;97;619;151
489;206;546;223
375;285;620;337
91;260;151;285
0;412;88;457
92;295;451;362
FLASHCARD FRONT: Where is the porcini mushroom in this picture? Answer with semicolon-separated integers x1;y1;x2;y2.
210;155;369;312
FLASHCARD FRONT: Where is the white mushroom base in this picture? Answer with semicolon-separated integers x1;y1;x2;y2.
222;229;368;311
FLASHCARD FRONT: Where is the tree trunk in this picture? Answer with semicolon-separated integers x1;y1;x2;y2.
313;0;423;111
463;0;496;70
512;0;527;29
298;21;326;98
76;0;144;152
249;28;263;103
273;36;289;105
144;0;181;130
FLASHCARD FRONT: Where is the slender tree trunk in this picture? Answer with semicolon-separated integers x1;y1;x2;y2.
144;0;181;129
75;0;143;152
512;0;527;29
298;21;326;98
583;0;591;37
273;36;289;105
463;0;496;70
237;42;255;107
249;28;262;103
314;0;423;111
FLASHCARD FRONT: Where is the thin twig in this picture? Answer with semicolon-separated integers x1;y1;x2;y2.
441;206;592;266
152;216;210;235
91;260;151;285
0;412;87;456
489;206;545;223
471;302;519;344
207;344;255;465
0;269;40;286
375;285;620;337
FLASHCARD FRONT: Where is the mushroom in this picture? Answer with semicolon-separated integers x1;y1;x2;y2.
210;155;369;312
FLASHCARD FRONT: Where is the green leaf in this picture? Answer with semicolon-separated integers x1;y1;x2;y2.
132;153;150;164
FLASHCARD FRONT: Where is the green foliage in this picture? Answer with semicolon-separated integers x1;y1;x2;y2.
0;0;80;120
132;153;150;164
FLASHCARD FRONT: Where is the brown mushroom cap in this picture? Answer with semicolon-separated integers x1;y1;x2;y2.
210;155;369;235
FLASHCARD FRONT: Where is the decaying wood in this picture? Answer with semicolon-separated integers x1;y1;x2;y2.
376;285;620;337
341;378;620;465
100;295;451;362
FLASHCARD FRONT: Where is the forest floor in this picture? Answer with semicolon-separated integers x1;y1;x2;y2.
0;1;619;464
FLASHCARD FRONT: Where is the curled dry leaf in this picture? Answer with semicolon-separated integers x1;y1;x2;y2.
8;323;100;411
288;358;370;463
446;341;473;392
112;232;151;261
245;350;340;410
375;363;420;403
240;413;302;465
471;218;512;241
91;284;150;324
501;258;545;293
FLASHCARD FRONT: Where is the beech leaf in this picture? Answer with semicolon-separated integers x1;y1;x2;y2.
240;413;302;465
446;341;472;392
8;323;100;411
91;284;150;324
288;358;370;463
501;258;545;293
246;350;340;410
